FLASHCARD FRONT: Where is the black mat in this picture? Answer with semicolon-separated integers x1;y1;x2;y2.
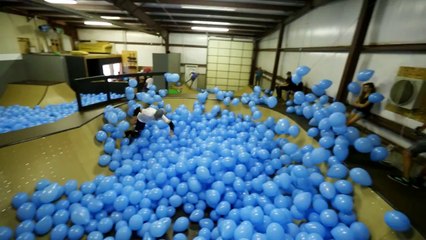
273;100;426;238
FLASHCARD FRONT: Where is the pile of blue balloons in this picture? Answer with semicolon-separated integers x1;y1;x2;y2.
81;93;125;107
0;70;412;240
0;92;128;134
0;103;78;134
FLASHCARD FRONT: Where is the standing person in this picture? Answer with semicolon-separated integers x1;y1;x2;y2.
347;82;376;125
125;106;174;140
275;71;303;101
255;67;264;86
388;123;426;189
185;71;198;88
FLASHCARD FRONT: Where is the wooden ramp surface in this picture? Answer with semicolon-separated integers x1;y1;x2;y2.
0;84;47;107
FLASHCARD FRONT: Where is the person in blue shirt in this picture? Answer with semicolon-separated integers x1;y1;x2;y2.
255;67;263;86
185;71;199;88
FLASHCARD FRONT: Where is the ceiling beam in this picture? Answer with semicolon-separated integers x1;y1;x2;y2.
136;0;301;11
153;15;279;26
160;24;266;33
107;0;168;39
145;8;285;20
27;0;156;34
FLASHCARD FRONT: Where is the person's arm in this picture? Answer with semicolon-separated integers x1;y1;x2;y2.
161;115;175;134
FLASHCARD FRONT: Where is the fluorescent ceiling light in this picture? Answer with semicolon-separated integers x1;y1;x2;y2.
101;16;121;20
182;5;235;11
191;26;229;32
84;21;113;26
191;20;230;26
45;0;76;4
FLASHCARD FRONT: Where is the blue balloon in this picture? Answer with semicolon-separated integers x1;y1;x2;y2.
329;112;346;127
319;182;336;200
166;73;180;83
293;192;312;211
234;221;254;239
331;225;355;240
219;219;237;239
266;96;278;108
34;216;53;235
307;128;319;137
320;209;338;227
347;82;361;94
319;79;332;89
51;224;68;240
173;217;189;232
327;163;348;179
296;66;311;76
266;223;285;240
0;227;12;240
349;167;372;186
357;69;374;82
370;146;389;161
354;137;373;153
368;92;384;103
312;85;326;96
334;180;353;194
288;125;300;137
292;74;302;85
17;202;36;221
332;194;353;213
384;210;411;232
128;79;138;88
350;222;370;240
70;206;91;225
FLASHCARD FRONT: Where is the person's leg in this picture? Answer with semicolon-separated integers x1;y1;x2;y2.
347;112;363;125
276;86;283;99
402;149;413;179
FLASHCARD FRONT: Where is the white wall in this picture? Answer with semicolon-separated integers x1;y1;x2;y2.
257;0;426;146
283;0;362;48
77;30;211;68
0;12;47;60
279;52;348;98
259;28;279;49
365;0;426;44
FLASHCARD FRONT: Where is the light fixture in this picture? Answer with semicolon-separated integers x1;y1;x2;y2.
101;16;121;20
181;5;235;11
44;0;77;4
191;26;229;32
191;20;230;26
84;21;113;26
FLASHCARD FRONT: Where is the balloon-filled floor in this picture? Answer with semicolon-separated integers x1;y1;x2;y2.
0;94;422;239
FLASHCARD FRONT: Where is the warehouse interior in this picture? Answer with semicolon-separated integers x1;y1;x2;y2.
0;0;425;239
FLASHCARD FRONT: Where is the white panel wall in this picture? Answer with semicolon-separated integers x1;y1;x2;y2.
259;29;279;49
352;53;426;129
169;33;208;46
126;31;163;44
169;47;207;65
365;0;426;44
279;52;348;98
256;52;275;74
78;29;125;42
283;0;362;48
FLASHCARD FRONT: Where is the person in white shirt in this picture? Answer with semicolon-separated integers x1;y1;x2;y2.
125;107;174;139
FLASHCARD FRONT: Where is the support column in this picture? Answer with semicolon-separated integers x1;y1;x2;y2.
271;22;285;91
336;0;377;102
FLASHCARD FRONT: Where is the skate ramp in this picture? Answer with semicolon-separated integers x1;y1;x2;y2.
38;82;76;106
0;84;47;107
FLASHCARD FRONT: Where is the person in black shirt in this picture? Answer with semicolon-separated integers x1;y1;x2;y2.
347;82;375;125
275;71;303;101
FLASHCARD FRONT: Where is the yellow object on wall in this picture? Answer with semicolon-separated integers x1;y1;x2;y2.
77;42;112;54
